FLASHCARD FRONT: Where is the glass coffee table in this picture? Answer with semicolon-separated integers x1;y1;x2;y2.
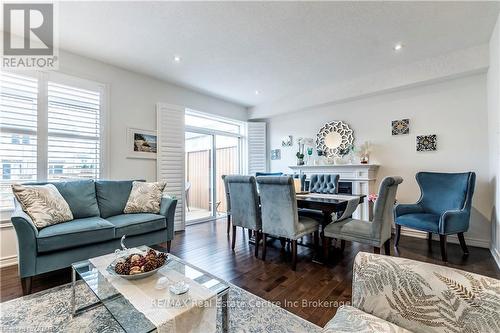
71;246;229;332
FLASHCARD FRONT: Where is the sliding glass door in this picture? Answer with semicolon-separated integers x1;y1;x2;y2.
185;132;213;222
184;112;243;224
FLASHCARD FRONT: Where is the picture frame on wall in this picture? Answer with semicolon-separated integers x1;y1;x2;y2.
127;127;157;159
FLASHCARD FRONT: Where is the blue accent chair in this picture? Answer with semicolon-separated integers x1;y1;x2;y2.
394;172;476;262
11;179;177;294
255;172;283;177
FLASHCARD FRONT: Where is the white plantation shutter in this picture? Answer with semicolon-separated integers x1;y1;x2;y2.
0;72;105;212
47;81;101;180
247;122;267;175
157;103;185;231
0;73;38;210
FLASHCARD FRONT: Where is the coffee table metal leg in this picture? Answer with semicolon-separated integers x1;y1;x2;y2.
221;293;228;333
71;266;76;317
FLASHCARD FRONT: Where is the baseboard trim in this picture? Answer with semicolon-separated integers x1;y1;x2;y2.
399;228;490;249
0;254;18;268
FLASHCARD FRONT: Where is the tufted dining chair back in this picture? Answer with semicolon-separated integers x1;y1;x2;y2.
309;174;340;194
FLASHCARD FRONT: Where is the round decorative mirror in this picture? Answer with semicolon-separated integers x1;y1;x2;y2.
316;121;354;157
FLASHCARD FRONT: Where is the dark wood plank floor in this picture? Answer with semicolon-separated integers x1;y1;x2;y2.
1;218;499;327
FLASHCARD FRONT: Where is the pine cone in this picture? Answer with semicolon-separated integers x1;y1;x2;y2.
157;252;167;266
143;259;158;272
115;261;130;275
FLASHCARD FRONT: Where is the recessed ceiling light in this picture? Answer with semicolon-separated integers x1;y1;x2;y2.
393;43;404;52
173;55;181;63
255;90;260;95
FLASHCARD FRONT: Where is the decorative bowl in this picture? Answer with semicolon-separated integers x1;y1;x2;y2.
106;250;168;280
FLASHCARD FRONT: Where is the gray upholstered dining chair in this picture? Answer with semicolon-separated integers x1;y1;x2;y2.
256;176;320;270
225;175;262;257
322;176;403;259
221;175;231;234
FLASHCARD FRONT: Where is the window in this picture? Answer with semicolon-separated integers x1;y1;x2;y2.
0;72;105;211
47;81;101;180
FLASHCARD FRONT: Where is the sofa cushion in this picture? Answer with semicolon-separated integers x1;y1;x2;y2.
396;213;440;233
12;183;73;230
95;180;143;218
123;181;166;214
323;305;411;333
106;213;166;238
53;180;100;219
37;216;115;253
21;180;100;219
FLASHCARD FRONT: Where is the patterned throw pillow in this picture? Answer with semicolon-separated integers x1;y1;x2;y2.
12;184;74;229
123;181;167;214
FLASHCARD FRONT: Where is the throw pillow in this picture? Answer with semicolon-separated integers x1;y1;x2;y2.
123;181;167;214
12;183;74;229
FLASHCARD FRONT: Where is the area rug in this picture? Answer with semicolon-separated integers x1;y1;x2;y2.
0;281;322;333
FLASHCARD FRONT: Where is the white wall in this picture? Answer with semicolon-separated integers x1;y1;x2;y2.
267;74;492;247
0;50;247;267
488;13;500;266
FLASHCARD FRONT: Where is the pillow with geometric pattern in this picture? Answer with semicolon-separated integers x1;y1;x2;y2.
123;181;167;214
12;183;74;229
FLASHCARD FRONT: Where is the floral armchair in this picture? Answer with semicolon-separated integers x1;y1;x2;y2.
324;252;500;333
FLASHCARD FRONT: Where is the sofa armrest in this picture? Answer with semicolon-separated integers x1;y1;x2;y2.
393;203;423;218
352;252;500;333
440;209;469;234
160;196;177;241
10;200;38;278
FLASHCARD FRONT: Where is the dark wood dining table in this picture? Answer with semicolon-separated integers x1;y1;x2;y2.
250;193;366;263
296;193;366;227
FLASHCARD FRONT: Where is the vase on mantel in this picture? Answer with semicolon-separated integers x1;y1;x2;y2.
297;157;305;166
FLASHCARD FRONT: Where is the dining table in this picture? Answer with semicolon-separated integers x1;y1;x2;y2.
295;192;366;228
249;192;366;264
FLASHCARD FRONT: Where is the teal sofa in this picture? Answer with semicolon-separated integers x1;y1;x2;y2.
10;179;177;295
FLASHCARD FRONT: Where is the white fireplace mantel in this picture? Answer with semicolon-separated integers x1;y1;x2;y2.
288;164;380;220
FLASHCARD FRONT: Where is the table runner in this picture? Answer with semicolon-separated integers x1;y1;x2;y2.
296;193;361;222
90;249;216;333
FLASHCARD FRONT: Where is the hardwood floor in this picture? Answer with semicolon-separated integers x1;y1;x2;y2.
1;219;499;327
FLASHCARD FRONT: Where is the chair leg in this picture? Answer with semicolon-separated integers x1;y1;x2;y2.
313;230;319;253
395;224;401;247
457;232;469;255
373;247;381;254
427;232;433;248
279;238;286;252
439;235;448;262
21;276;32;295
232;225;237;250
166;240;171;253
291;239;297;271
262;233;267;261
384;239;390;255
248;229;252;239
254;231;261;258
323;236;330;261
226;215;231;234
340;240;346;253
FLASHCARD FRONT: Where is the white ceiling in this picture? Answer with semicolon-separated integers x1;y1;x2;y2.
59;1;500;108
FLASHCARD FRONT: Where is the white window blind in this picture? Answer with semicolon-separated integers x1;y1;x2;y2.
48;82;100;180
247;122;267;175
0;72;104;212
0;73;38;210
